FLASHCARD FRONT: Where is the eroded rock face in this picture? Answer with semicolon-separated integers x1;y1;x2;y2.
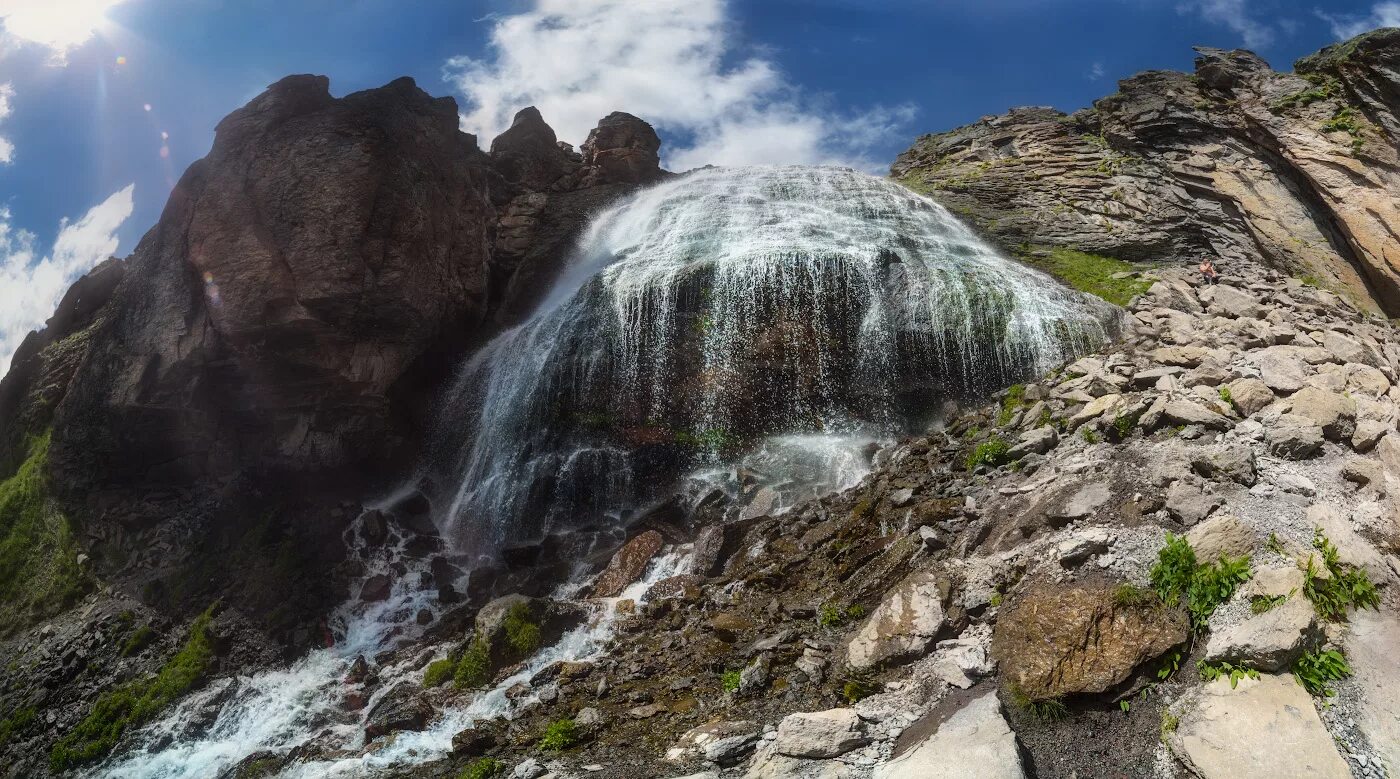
892;30;1400;316
845;568;949;670
0;74;666;626
591;530;665;598
991;582;1188;700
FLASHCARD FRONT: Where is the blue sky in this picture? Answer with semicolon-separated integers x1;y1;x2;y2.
0;0;1395;370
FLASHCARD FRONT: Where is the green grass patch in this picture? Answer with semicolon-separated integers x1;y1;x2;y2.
423;657;456;688
721;669;742;693
120;625;157;658
997;384;1027;425
503;602;542;658
1112;583;1158;608
1018;246;1152;307
840;668;878;704
0;431;88;632
460;757;506;779
818;602;866;628
0;706;36;747
1008;685;1069;721
538;719;579;752
1303;530;1380;620
454;636;492;689
966;437;1012;470
50;604;219;770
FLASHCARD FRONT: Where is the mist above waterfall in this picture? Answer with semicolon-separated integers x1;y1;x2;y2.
431;165;1121;554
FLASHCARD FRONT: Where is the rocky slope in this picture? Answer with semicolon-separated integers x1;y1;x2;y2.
892;28;1400;316
0;75;665;640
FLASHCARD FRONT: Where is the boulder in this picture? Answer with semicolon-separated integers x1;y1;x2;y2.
1190;444;1257;486
845;568;948;670
1254;347;1307;393
666;720;761;764
359;574;392;603
991;582;1187;700
1169;674;1350;779
592;530;664;597
1165;481;1222;526
364;682;432;740
774;709;869;759
1322;330;1377;367
1055;527;1115;566
1307;504;1392;583
1208;285;1263;319
1351;419;1389;452
930;636;995;688
1152;346;1211;367
1266;415;1324;459
1186;514;1255;560
873;691;1025;779
1067;393;1122;430
1283;387;1356;442
1007;426;1057;458
1226;378;1276;416
1161;400;1231;430
1203;594;1319;671
1049;482;1111;524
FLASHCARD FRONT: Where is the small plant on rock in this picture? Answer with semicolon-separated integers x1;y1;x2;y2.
721;670;742;693
454;636;492;689
120;625;156;657
1113;583;1158;609
966;437;1012;470
1150;533;1251;631
460;757;505;779
1009;686;1069;722
1250;593;1288;614
1293;648;1351;697
1303;530;1380;620
1197;660;1258;688
423;657;456;688
1159;711;1180;743
841;669;878;703
538;719;579;752
1217;386;1233;405
1080;427;1099;444
503;602;542;658
818;603;865;628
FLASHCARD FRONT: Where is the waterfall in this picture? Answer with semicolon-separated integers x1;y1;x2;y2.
431;165;1119;553
95;164;1119;778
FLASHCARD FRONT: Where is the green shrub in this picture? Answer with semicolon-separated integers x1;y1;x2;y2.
454;636;492;689
121;625;156;658
1159;711;1180;742
966;437;1011;470
460;757;505;779
1303;530;1380;620
1080;427;1099;444
539;719;579;752
1150;533;1251;631
51;604;218;770
1197;660;1258;688
721;670;742;693
423;657;456;688
503;602;541;658
1217;386;1233;405
1293;649;1351;697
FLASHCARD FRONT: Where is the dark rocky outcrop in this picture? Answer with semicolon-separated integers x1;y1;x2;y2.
892;29;1400;315
0;75;665;637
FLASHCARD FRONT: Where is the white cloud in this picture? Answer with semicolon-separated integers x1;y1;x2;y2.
1318;2;1400;39
1179;0;1276;49
0;82;12;164
0;184;134;374
445;0;915;171
0;0;129;62
1088;62;1106;81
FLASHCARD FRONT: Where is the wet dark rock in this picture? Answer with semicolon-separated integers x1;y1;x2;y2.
364;681;432;740
590;530;664;598
359;575;392;603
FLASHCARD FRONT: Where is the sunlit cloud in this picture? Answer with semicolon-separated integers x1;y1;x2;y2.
1178;0;1276;49
1087;62;1105;81
0;82;12;164
1317;2;1400;39
446;0;915;171
0;0;130;62
0;184;135;374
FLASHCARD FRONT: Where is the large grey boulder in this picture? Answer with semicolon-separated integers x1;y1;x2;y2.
1209;285;1264;319
1226;377;1276;416
873;691;1025;779
1162;399;1232;430
1190;444;1257;486
1266;415;1324;459
1169;674;1350;779
1185;514;1255;560
1203;594;1319;671
1165;481;1222;526
774;709;869;759
1254;347;1307;393
845;568;948;670
1283;387;1356;442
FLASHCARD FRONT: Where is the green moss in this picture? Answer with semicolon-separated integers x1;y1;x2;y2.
503;602;542;658
1112;583;1157;608
0;431;88;632
423;657;456;688
1018;246;1152;307
997;384;1028;425
454;636;492;689
120;625;156;658
818;603;866;628
841;669;878;703
966;437;1012;470
1271;75;1340;111
0;706;36;747
538;719;579;752
721;670;742;693
50;604;219;770
460;757;506;779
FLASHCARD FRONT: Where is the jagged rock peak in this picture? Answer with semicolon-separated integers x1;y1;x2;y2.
581;111;664;185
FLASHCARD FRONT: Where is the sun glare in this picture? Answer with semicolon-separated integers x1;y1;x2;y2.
0;0;127;54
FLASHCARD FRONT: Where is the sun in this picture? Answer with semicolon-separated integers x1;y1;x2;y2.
0;0;128;55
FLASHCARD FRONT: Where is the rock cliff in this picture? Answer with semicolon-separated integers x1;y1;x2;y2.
892;28;1400;316
0;75;665;636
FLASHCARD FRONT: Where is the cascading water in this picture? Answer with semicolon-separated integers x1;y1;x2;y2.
97;164;1119;779
431;165;1120;553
